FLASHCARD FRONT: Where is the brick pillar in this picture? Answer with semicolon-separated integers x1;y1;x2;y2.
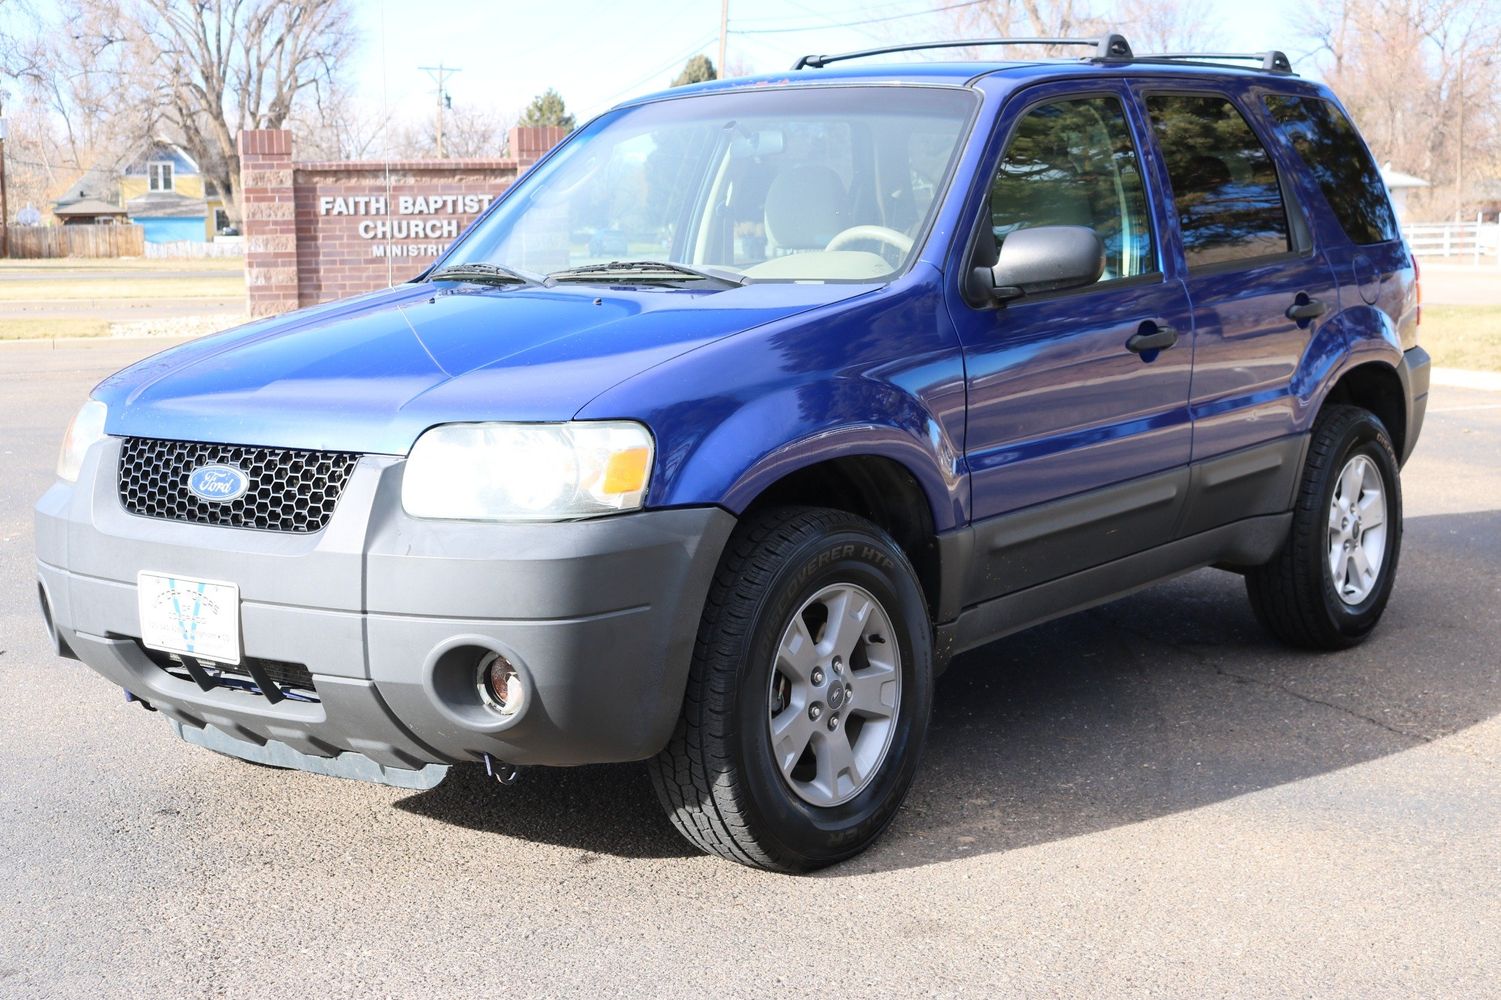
238;129;299;317
508;126;570;168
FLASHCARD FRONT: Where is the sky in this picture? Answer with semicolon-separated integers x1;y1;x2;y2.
353;0;1308;129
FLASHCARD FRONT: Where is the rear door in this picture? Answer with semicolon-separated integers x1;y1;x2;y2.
947;80;1194;602
1135;86;1341;535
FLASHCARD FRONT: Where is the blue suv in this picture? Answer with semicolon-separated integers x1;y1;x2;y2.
36;37;1428;871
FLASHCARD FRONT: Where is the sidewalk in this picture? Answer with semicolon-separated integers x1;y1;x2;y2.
1432;367;1501;392
1419;264;1501;306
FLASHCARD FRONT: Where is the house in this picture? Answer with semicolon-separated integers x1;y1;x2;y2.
119;141;228;242
1379;163;1430;223
52;197;129;226
50;164;128;226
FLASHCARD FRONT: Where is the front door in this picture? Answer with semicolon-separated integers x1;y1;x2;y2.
947;81;1194;603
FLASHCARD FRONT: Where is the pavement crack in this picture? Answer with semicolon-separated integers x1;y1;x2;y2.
1104;614;1434;746
1211;664;1433;745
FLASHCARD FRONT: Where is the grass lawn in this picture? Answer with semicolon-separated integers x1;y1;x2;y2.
0;317;110;340
1420;305;1501;372
0;275;244;302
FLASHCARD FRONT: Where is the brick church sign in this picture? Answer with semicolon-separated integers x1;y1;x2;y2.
238;126;568;316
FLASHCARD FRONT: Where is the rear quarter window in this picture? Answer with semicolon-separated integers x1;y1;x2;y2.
1263;95;1400;246
1144;94;1291;269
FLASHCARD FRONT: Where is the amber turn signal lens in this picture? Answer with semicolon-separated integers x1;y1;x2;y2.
602;446;651;495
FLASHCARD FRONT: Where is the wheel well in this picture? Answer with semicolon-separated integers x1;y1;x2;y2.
1325;363;1407;458
742;456;942;619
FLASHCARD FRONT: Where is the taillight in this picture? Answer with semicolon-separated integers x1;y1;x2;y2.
1412;254;1422;328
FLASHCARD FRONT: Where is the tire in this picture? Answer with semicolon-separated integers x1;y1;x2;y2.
649;506;933;872
1246;404;1403;650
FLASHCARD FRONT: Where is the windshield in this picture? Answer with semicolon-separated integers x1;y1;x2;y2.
440;86;975;284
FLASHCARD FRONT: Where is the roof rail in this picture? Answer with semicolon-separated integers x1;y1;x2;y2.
791;34;1133;71
1135;50;1295;75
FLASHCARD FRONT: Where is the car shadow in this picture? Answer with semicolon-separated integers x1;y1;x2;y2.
394;510;1501;873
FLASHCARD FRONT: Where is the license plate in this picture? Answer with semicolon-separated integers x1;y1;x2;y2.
137;572;241;665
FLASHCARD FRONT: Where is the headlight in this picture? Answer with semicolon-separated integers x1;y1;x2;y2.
402;421;654;521
57;400;108;482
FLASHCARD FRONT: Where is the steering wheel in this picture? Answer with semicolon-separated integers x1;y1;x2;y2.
824;225;914;257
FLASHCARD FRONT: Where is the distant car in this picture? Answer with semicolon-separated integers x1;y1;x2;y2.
37;35;1427;872
587;228;628;257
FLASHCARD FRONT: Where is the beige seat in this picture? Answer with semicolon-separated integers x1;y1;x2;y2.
764;165;849;254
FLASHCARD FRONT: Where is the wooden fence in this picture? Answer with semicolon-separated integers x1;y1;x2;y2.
1403;214;1501;265
4;224;147;259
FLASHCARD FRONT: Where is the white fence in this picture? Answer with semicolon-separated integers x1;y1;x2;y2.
1403;214;1501;265
144;237;245;259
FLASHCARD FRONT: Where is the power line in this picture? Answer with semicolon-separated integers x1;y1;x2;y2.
577;34;719;117
783;0;891;44
729;0;940;24
730;0;985;34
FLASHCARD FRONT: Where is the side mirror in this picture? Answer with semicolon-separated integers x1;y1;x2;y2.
974;225;1105;304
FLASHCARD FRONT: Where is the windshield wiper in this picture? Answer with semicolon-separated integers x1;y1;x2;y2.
546;260;747;288
427;262;541;286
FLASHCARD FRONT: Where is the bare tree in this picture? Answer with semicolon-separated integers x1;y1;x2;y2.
62;0;356;225
1114;0;1224;52
936;0;1223;56
1301;0;1500;219
941;0;1100;56
386;103;512;160
1;0;156;223
291;79;384;160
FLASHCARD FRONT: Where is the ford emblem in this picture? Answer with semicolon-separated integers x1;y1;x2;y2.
187;464;250;503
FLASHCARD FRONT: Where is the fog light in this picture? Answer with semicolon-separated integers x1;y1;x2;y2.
477;651;524;716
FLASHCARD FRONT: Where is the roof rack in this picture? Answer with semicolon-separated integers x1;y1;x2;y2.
791;34;1133;71
1134;50;1295;75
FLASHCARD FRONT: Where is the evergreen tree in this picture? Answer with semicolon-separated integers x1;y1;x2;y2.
671;54;718;87
518;88;576;131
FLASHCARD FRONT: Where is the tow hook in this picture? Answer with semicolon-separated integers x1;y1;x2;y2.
483;753;521;786
124;690;157;712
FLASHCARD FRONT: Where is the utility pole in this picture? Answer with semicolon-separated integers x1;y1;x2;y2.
419;64;460;158
718;0;728;76
1454;53;1465;220
0;117;9;259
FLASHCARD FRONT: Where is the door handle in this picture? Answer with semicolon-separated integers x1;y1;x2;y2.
1286;296;1330;322
1127;325;1179;354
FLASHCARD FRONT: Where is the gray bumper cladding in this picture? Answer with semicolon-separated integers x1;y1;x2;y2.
36;438;736;777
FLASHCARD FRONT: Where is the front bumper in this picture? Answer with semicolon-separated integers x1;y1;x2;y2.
35;438;734;772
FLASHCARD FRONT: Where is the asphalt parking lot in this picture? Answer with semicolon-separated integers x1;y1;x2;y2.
1;339;1497;998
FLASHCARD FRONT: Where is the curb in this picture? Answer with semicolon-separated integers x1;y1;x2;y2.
1431;368;1501;392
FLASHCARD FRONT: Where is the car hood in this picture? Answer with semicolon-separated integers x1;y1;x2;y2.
96;280;877;454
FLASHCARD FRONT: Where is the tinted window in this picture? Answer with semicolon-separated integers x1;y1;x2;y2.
1145;95;1290;268
988;96;1155;282
1264;95;1400;246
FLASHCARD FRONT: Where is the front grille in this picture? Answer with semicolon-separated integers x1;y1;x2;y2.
118;437;360;533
